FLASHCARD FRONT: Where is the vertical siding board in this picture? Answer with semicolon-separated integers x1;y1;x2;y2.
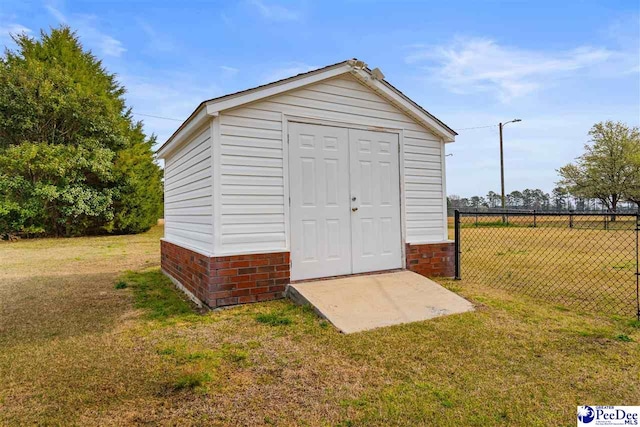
398;128;408;270
212;116;222;254
281;112;291;252
440;138;449;241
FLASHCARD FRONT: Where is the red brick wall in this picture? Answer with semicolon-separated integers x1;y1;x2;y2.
161;240;211;303
162;239;452;308
406;242;455;278
161;240;289;309
209;252;290;307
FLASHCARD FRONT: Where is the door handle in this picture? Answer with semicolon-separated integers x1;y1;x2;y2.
352;207;358;212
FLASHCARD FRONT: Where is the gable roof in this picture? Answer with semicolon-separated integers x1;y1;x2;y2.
157;59;456;158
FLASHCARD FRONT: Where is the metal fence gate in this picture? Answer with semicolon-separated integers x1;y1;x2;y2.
453;210;640;319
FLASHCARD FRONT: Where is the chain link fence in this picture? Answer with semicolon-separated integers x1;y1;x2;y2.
453;210;640;319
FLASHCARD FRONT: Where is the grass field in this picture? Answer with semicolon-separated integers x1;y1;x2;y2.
1;226;639;425
449;215;639;317
448;213;637;230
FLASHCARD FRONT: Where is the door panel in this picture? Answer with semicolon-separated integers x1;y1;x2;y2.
349;129;403;273
289;123;402;280
289;123;351;280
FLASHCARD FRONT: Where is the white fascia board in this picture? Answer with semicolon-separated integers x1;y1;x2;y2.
157;60;456;158
156;106;209;159
205;63;354;115
351;69;456;143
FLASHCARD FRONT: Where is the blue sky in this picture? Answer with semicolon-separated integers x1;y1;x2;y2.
1;0;638;197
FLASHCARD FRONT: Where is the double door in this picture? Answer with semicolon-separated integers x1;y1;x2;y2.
289;122;402;281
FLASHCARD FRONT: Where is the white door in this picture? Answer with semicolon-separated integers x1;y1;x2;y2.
289;123;403;281
289;123;352;281
349;129;403;274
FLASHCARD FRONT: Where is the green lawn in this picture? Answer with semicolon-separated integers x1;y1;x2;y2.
0;226;638;425
456;225;638;317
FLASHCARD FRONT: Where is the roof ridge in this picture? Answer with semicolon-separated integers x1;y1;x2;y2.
157;58;456;156
203;59;354;105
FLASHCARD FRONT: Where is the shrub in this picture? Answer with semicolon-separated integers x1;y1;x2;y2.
0;26;162;237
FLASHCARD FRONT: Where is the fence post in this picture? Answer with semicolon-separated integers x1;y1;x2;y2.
636;213;639;320
569;210;574;229
475;208;478;227
533;209;537;228
454;209;461;280
604;215;608;231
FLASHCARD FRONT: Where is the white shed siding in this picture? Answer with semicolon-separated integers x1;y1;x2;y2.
403;131;445;242
164;125;214;254
218;108;286;252
217;74;445;254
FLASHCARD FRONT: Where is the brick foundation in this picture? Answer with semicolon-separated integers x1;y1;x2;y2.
161;240;453;308
160;240;289;309
405;242;455;278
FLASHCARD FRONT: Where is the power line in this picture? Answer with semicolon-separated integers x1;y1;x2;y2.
455;124;499;131
132;112;184;122
133;112;501;132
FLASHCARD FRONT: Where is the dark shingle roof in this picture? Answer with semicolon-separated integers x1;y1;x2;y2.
158;58;456;153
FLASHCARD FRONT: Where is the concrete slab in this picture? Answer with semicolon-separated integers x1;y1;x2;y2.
286;271;474;334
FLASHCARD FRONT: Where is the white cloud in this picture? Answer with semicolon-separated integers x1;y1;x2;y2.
604;13;640;50
407;37;624;103
44;4;66;23
120;72;222;148
261;62;318;83
138;20;175;53
442;107;640;197
220;12;233;26
45;4;126;57
0;23;32;48
97;34;126;57
249;0;300;21
219;65;239;75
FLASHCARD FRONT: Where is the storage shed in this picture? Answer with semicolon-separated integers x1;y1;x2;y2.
157;59;457;309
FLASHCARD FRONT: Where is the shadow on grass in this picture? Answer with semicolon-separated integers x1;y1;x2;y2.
118;268;204;322
1;272;135;346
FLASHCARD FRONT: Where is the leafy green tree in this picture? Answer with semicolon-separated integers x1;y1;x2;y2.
467;195;487;208
507;190;523;208
558;121;640;214
486;191;501;208
526;189;549;210
552;186;569;210
623;146;640;209
0;26;162;237
111;128;163;233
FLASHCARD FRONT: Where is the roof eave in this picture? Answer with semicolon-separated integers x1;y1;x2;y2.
350;68;457;142
156;58;457;157
156;104;209;159
156;61;355;158
205;61;354;115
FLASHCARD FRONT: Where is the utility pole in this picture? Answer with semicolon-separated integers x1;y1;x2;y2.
499;122;505;211
498;119;522;220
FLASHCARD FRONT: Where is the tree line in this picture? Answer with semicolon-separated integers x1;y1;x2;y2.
449;121;640;213
448;188;638;212
0;27;163;238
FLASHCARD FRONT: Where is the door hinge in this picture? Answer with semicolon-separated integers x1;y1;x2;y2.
287;134;290;144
